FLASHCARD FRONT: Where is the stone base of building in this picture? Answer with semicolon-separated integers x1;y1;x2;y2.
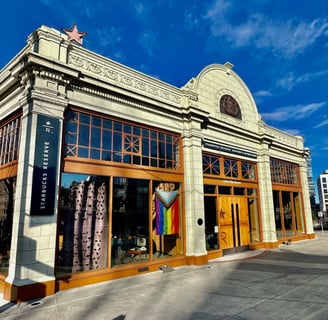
2;279;55;303
186;254;209;266
56;256;189;295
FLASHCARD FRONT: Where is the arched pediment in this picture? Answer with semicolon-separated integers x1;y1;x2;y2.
182;62;260;132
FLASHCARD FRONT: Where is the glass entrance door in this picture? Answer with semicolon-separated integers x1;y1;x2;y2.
219;197;250;250
204;196;219;250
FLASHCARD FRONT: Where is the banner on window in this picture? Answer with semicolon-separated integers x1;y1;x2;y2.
155;189;179;235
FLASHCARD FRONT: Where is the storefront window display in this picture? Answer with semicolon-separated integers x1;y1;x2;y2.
111;177;150;266
247;188;261;243
282;191;294;237
293;192;305;235
57;173;109;275
273;190;305;239
58;108;184;275
0;113;21;275
0;178;16;274
204;195;219;250
57;174;183;274
273;190;283;238
111;179;183;265
270;158;305;239
152;181;183;259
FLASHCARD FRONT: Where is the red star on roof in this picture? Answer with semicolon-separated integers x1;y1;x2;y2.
62;24;87;46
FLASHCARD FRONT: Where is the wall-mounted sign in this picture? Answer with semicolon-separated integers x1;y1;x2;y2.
31;114;60;215
204;142;257;159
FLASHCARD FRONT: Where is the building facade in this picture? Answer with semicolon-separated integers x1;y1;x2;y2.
317;170;328;216
306;154;316;208
0;26;314;302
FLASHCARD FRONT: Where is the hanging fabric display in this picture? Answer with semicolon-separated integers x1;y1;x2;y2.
61;178;108;273
155;189;179;235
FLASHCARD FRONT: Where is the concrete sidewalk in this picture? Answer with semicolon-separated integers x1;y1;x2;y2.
1;232;327;319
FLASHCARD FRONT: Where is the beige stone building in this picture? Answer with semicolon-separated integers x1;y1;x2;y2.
0;25;314;302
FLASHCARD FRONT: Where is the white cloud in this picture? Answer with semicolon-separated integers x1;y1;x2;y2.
95;27;123;47
314;119;328;129
277;70;327;92
134;2;146;14
203;0;328;59
184;9;200;30
253;90;272;104
253;90;272;98
92;27;125;62
139;31;157;58
261;102;325;122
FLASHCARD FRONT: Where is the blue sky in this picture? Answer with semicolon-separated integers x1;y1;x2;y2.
1;0;327;197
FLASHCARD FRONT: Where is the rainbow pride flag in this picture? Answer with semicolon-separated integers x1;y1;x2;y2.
155;189;179;235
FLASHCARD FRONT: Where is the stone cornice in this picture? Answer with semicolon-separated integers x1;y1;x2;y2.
264;124;304;149
20;90;68;109
69;81;183;120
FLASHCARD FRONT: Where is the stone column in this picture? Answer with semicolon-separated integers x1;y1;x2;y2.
257;145;277;245
182;117;207;264
299;159;314;235
5;66;68;302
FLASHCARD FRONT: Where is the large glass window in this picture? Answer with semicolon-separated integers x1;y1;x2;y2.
247;188;260;243
273;190;283;238
202;153;257;181
241;162;256;180
204;196;219;250
270;159;299;185
64;108;181;170
271;159;305;238
0;114;21;167
57;173;109;275
273;190;304;239
60;108;184;276
293;192;305;235
282;191;294;237
0;113;20;275
57;174;183;275
152;181;183;260
0;177;15;275
203;155;220;175
224;159;238;178
111;179;183;266
111;178;150;266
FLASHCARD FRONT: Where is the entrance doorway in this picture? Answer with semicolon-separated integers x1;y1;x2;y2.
204;196;219;250
219;197;250;253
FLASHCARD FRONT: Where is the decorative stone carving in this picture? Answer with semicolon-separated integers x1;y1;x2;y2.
182;77;196;90
220;94;242;119
68;53;182;105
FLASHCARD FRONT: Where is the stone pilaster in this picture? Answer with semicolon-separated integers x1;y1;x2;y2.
299;158;314;234
5;60;68;300
182;118;207;258
257;145;277;244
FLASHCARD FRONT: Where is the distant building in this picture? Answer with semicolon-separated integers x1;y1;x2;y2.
0;25;314;303
306;154;316;207
317;170;328;216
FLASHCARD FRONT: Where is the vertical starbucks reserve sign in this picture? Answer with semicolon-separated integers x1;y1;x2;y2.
31;114;60;215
